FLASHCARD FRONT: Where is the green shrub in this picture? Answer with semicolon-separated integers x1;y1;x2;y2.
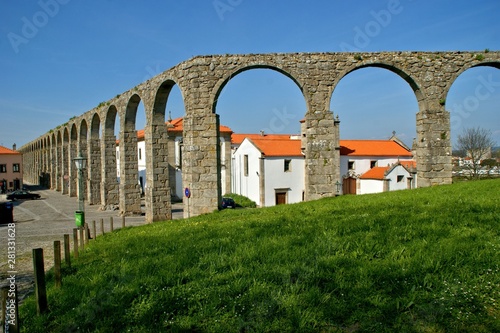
223;193;257;208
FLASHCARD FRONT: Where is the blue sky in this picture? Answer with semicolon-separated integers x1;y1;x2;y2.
1;0;499;149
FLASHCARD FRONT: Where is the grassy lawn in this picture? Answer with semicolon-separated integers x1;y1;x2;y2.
20;179;500;332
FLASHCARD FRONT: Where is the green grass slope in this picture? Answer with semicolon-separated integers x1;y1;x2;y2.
20;180;500;332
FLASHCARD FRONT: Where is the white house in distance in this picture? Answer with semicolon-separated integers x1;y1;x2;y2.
339;138;416;195
358;160;417;195
231;133;417;206
231;133;305;207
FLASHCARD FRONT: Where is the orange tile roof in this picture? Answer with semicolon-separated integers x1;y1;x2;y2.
248;138;303;157
340;140;412;157
359;166;389;180
0;146;21;155
232;133;293;145
134;117;232;140
400;160;417;169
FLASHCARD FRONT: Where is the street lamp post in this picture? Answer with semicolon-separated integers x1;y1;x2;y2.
335;180;342;196
73;155;87;227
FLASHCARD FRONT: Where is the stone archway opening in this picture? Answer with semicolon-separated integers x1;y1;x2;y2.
330;66;420;192
445;65;500;178
213;67;307;207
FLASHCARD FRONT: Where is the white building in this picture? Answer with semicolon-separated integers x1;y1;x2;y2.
231;134;305;207
358;161;417;195
339;139;416;195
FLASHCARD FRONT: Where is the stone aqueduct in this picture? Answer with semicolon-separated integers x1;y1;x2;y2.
19;51;500;222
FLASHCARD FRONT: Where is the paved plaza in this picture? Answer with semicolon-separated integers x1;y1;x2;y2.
0;186;183;304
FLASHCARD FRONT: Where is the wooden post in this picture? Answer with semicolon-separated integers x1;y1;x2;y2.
73;228;79;259
92;220;96;240
32;248;48;315
54;241;62;288
79;227;84;251
122;215;126;228
64;234;71;267
1;285;19;333
110;217;114;232
100;218;104;235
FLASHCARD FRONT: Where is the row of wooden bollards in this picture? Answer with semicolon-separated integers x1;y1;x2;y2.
1;216;127;333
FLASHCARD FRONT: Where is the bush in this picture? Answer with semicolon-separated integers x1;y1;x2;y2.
223;193;257;208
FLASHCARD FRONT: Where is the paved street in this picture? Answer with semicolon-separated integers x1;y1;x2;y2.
0;186;183;304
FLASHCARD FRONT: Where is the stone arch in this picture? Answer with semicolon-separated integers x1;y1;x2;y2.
101;105;119;209
88;112;102;205
140;79;185;222
69;123;79;197
443;61;500;107
119;94;144;215
331;61;426;111
211;64;307;113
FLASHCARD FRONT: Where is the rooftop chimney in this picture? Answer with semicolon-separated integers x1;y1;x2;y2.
12;143;16;151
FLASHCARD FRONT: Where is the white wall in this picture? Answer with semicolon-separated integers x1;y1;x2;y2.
340;155;412;177
231;140;262;205
386;165;411;191
359;179;384;195
263;156;304;206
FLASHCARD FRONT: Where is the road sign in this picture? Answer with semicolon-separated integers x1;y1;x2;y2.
184;187;191;198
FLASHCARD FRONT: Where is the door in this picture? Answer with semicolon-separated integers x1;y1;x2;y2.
343;177;357;195
275;192;287;205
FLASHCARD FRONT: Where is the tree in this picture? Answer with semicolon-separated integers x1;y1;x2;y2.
456;127;496;179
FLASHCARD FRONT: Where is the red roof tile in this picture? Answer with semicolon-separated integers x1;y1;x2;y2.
340;140;412;157
0;146;21;155
359;166;389;180
248;138;303;157
134;117;232;140
232;133;293;145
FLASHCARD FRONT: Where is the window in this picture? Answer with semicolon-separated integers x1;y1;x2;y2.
348;161;355;170
13;164;20;173
284;159;291;172
397;175;404;182
370;160;377;168
0;164;6;173
243;155;248;176
138;148;142;160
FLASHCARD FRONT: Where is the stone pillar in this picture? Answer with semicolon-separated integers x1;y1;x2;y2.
182;113;220;217
101;134;119;209
50;143;56;190
79;139;88;201
222;137;232;195
69;139;77;197
61;140;68;195
119;130;142;216
87;137;101;205
416;109;452;186
144;123;171;222
55;142;62;192
304;110;339;201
